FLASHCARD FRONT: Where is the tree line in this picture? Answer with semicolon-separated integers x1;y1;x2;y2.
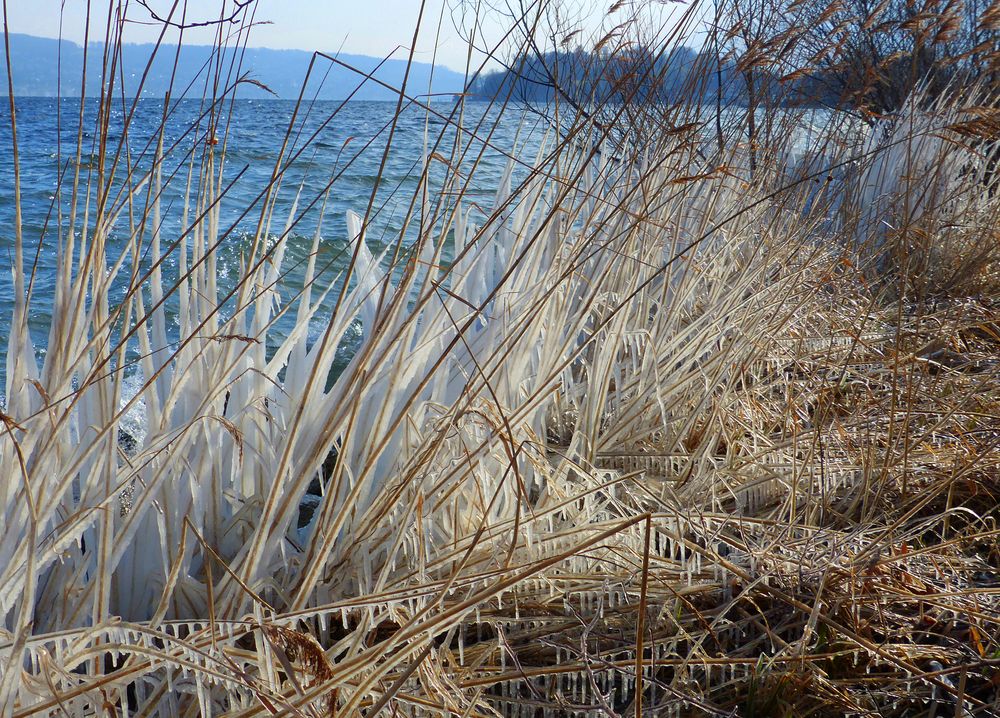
466;0;1000;119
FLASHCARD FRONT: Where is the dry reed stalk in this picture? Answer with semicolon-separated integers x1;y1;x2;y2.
1;0;1000;716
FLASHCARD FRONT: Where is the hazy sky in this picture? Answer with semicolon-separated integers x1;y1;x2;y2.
5;1;695;72
4;0;499;71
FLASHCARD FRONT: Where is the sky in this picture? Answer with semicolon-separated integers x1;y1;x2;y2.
2;0;520;72
4;0;697;72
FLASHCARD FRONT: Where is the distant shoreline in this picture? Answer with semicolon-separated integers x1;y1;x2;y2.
0;32;468;102
0;95;471;102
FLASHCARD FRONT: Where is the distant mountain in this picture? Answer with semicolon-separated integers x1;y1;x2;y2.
0;33;468;100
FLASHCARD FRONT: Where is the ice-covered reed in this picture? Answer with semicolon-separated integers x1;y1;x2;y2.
3;1;1000;716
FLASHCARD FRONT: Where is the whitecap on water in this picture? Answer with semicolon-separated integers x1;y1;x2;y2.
118;371;148;447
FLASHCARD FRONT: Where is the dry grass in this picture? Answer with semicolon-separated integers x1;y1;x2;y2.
1;1;1000;716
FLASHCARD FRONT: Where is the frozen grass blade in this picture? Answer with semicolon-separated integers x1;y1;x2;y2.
2;0;1000;716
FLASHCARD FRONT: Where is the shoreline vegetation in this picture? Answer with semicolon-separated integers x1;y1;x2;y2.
2;0;1000;716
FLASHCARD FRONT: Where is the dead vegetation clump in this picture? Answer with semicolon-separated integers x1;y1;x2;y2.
2;0;1000;716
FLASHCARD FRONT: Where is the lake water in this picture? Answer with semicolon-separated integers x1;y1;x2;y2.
0;98;544;374
0;97;841;392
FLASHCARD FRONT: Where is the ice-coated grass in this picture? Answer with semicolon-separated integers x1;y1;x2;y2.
2;1;1000;716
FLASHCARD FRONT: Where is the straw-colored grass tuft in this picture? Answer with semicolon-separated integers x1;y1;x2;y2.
2;1;1000;716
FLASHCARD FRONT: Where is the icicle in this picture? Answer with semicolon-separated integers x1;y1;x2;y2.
196;673;211;718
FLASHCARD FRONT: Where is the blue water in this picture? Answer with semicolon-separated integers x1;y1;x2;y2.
0;98;540;373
